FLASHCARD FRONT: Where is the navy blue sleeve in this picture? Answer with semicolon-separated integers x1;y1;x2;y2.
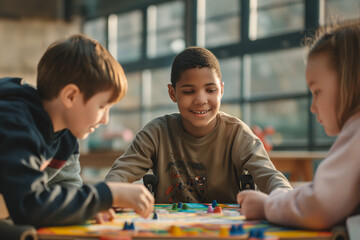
0;108;113;227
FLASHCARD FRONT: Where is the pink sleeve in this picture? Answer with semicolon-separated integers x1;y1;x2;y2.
265;115;360;230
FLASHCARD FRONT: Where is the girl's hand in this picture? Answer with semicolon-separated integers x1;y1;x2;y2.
237;190;268;220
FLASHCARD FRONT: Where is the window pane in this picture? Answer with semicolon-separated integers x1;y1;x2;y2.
83;17;107;46
245;48;307;98
197;0;240;47
147;1;185;58
117;11;142;37
150;67;173;106
249;0;304;40
245;98;308;148
117;35;142;62
114;10;142;63
114;72;141;110
219;57;241;101
325;0;360;24
205;0;239;18
152;29;184;57
205;17;240;47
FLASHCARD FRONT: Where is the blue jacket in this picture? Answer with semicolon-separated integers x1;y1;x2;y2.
0;77;112;227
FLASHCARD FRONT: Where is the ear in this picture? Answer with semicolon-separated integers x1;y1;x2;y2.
168;84;177;102
220;81;224;97
60;84;81;108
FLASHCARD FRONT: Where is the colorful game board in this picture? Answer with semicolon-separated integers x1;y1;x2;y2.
37;203;333;240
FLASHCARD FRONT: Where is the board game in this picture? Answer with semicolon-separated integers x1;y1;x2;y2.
37;203;334;240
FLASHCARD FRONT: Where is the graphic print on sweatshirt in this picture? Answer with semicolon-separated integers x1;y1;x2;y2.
165;152;207;203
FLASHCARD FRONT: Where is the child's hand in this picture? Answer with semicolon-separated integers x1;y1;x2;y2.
106;182;154;218
95;208;116;224
237;190;268;220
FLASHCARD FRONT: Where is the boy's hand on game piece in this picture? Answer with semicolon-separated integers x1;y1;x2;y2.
95;208;116;224
237;190;268;220
106;182;154;218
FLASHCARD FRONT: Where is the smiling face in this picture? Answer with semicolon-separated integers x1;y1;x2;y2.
168;67;224;138
306;53;340;136
66;89;114;139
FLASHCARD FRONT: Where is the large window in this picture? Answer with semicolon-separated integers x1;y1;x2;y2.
83;0;360;152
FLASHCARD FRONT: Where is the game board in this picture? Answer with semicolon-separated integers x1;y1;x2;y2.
37;203;333;240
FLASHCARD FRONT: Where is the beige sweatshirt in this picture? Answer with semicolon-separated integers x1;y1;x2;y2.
265;113;360;230
106;112;292;203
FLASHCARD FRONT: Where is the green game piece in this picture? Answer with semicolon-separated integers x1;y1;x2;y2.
182;203;188;210
172;203;178;210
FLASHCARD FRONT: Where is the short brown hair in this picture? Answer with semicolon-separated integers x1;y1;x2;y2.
307;20;360;129
37;34;127;103
170;47;221;87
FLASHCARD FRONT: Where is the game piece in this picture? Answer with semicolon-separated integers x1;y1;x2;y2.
177;201;182;209
230;225;238;235
152;212;158;220
122;222;135;230
248;229;258;239
128;222;135;230
230;224;245;236
171;203;178;210
249;228;266;240
213;206;222;213
181;203;188;210
236;224;245;235
219;227;229;237
122;222;129;230
212;200;217;208
207;206;214;213
169;225;182;236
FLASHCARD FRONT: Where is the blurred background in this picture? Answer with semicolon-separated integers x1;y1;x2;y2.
1;0;359;182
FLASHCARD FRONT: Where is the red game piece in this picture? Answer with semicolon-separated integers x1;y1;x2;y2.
214;206;222;213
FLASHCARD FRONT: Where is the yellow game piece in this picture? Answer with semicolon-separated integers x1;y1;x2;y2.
169;225;183;236
219;227;229;237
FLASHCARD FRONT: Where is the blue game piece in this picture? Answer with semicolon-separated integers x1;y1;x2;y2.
248;229;257;238
236;225;245;234
230;225;237;235
177;201;182;208
230;224;245;236
123;221;129;230
129;222;135;230
153;212;158;220
212;200;217;208
249;228;265;239
123;221;135;230
256;228;265;239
